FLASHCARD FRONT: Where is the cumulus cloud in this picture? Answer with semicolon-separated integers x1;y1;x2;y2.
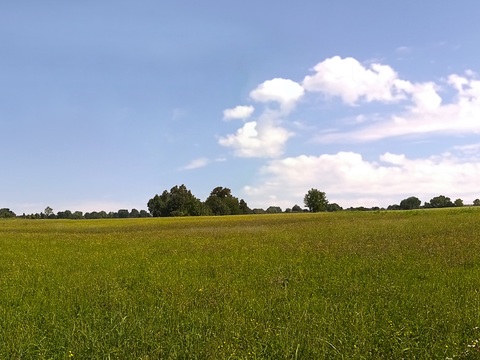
318;73;480;142
250;78;304;112
218;118;293;158
220;54;480;169
449;74;480;103
409;82;442;112
243;151;480;209
302;56;408;104
219;78;302;158
223;105;255;121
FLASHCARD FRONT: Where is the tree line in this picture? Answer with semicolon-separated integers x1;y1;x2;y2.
386;195;477;210
1;186;479;219
147;186;340;216
0;207;153;220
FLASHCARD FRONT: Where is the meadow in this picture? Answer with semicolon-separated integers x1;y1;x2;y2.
1;209;480;359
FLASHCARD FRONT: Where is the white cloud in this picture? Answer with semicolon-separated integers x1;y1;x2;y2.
317;73;480;142
395;46;412;55
218;119;292;158
223;105;254;121
220;78;302;158
409;82;442;112
243;151;480;209
302;56;408;105
453;143;480;159
180;157;210;170
250;78;304;112
179;157;227;171
448;74;480;103
244;152;480;208
216;55;480;209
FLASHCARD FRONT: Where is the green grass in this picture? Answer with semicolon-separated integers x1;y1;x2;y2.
1;209;480;359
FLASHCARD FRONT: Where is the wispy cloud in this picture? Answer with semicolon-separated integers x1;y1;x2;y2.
179;157;226;171
316;72;480;143
395;46;412;55
180;157;211;170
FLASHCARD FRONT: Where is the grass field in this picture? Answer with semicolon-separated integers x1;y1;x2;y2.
1;209;480;359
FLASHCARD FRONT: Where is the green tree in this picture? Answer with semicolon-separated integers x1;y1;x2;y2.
85;211;101;219
387;204;401;210
205;196;230;216
57;210;72;219
399;196;421;210
205;187;241;215
239;199;252;214
148;184;203;217
326;203;343;212
147;191;170;217
473;199;480;206
0;208;16;218
169;185;203;216
71;211;84;219
129;208;140;218
118;209;129;218
44;206;53;217
425;195;454;208
454;198;464;207
266;206;282;213
139;210;151;218
304;189;328;212
292;204;303;212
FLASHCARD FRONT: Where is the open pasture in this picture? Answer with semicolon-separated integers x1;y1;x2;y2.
1;209;480;359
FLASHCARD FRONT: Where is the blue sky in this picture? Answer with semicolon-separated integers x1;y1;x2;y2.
2;1;480;214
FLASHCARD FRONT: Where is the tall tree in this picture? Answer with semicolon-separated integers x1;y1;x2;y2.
326;203;343;212
291;204;303;212
57;210;72;219
399;196;421;210
304;189;328;212
129;208;140;218
205;186;242;215
148;184;203;217
139;210;151;218
0;208;16;218
205;196;231;215
71;211;84;219
147;191;170;217
239;199;252;214
425;195;454;208
118;209;129;218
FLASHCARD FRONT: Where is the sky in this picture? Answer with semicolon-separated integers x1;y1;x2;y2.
2;1;480;214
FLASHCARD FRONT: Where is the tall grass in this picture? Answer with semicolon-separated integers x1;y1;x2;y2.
1;209;480;358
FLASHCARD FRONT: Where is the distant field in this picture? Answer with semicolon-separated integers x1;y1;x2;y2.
1;209;480;359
